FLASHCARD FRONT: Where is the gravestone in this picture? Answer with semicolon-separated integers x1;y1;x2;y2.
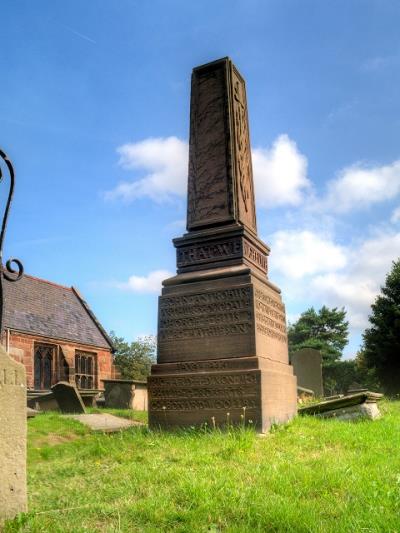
291;348;324;397
148;57;297;432
51;381;85;413
0;345;27;524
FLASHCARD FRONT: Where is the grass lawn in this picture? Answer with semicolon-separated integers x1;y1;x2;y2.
4;402;400;532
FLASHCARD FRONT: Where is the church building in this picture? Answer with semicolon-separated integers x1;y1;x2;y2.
3;273;116;391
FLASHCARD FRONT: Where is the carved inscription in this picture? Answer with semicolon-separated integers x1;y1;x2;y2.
150;371;259;411
176;360;229;372
0;368;23;386
232;68;257;232
243;240;267;273
159;287;252;341
177;238;241;267
254;288;287;343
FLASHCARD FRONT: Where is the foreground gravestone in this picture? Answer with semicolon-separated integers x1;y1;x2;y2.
51;381;85;413
291;348;324;397
148;57;297;432
0;345;27;524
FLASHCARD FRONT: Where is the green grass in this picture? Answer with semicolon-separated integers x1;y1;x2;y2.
5;402;400;532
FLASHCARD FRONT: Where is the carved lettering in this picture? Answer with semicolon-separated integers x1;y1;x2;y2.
0;368;23;386
243;241;267;272
232;68;257;232
159;287;252;341
150;371;260;411
151;372;258;388
254;288;287;343
150;398;258;411
177;238;242;267
176;361;229;372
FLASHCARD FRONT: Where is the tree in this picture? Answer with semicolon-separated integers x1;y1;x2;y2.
362;259;400;395
109;332;156;381
288;306;349;366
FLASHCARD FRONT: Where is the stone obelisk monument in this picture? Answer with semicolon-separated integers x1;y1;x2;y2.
148;57;297;432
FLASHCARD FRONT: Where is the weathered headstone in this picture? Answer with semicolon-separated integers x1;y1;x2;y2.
291;348;324;397
148;57;297;432
0;345;27;524
51;381;85;413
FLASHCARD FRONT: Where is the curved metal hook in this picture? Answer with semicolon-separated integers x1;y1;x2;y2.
0;148;24;336
4;258;24;281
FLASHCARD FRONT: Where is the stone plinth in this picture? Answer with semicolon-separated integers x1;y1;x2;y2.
0;345;27;524
149;265;297;432
291;348;324;397
148;58;297;433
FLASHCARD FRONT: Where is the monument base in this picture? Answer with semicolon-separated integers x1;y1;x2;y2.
149;357;296;432
148;266;297;432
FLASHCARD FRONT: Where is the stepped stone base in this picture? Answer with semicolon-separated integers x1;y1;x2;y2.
148;266;297;432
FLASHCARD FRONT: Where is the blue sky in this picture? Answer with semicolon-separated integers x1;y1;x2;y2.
1;0;399;358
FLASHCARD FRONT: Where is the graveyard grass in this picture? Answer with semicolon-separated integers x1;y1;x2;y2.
5;402;400;533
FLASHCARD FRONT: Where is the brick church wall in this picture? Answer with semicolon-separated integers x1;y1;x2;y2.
5;330;116;390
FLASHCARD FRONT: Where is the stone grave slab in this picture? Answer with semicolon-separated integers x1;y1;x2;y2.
299;391;383;421
0;345;27;524
148;58;297;433
66;413;143;432
51;381;85;413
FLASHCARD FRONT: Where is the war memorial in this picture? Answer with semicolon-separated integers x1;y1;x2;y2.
148;57;298;432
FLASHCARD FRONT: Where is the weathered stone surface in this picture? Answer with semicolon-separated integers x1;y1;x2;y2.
102;379;135;409
0;345;27;524
316;402;381;421
27;390;58;412
102;379;148;411
66;413;142;432
291;348;324;397
148;58;297;433
187;59;257;233
299;391;383;417
51;381;85;413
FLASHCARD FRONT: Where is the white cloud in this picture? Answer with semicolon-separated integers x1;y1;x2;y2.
105;134;311;208
252;134;311;207
105;137;188;202
391;206;400;223
270;230;347;279
270;228;400;332
116;270;172;294
323;160;400;213
303;232;399;329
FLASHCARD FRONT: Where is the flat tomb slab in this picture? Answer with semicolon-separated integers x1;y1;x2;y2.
65;413;143;432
